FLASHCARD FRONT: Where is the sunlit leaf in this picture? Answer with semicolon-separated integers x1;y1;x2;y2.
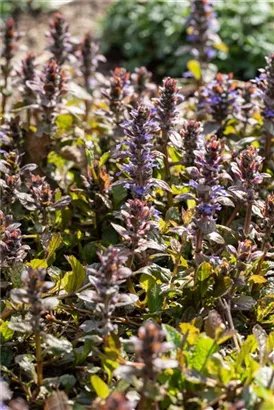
91;375;109;399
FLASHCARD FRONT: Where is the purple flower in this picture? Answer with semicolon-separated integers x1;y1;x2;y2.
79;246;134;336
199;73;240;123
1;18;20;73
27;58;67;133
131;66;152;96
256;53;274;121
103;67;132;124
113;198;158;258
114;104;159;198
154;77;182;147
0;211;30;267
79;32;106;93
231;146;264;187
187;136;227;253
46;13;72;65
180;120;203;167
186;0;220;67
19;52;36;104
118;320;176;385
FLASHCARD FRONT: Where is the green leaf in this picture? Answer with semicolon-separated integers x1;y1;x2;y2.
136;264;171;283
187;59;201;80
43;334;73;355
148;282;163;313
61;255;86;293
99;151;110;167
15;354;37;382
27;259;48;269
91;375;109;399
163;324;182;348
0;321;14;342
56;114;74;131
190;335;217;371
47;233;62;261
112;185;128;208
236;335;257;371
197;262;212;281
140;273;163;313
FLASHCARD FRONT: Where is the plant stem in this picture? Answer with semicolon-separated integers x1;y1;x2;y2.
162;131;173;209
35;332;43;386
263;131;272;171
220;298;240;352
84;100;91;122
126;253;136;295
195;229;203;255
27;108;31;128
1;74;8;124
244;200;253;236
226;203;240;228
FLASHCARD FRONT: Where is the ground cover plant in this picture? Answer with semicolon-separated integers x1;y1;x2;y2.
1;2;274;409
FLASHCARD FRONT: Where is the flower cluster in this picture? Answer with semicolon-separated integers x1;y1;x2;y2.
19;52;36;105
104;67;132;124
154;77;181;144
79;33;106;93
231;146;265;201
28;58;67;133
0;150;23;210
180;120;203;167
0;211;29;267
199;72;240;124
230;146;268;235
1;18;21;117
78;247;136;336
238;81;258;121
112;199;156;256
46;13;71;65
0;116;22;148
257;53;274;120
25;172;71;216
260;193;274;243
1;18;20;76
11;267;56;332
131;66;152;96
115;104;159;198
116;321;176;386
26;174;54;209
184;135;227;255
186;0;220;67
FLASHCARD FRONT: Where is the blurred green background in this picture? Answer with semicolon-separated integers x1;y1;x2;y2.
2;0;274;80
100;0;274;80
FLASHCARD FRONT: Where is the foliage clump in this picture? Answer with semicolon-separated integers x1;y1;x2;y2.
0;6;274;410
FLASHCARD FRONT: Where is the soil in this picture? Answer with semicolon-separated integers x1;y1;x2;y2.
16;0;113;53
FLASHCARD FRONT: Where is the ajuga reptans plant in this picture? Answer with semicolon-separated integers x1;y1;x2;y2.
1;9;274;410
